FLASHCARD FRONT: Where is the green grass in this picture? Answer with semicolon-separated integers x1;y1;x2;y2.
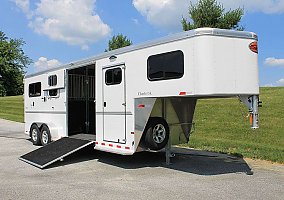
0;95;24;122
0;88;283;163
181;87;284;163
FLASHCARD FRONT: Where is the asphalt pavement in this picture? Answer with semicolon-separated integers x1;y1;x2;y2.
0;119;283;200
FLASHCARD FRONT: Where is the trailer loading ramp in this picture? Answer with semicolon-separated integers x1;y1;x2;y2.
19;137;95;169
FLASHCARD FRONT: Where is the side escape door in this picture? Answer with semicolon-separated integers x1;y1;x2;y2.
102;65;126;144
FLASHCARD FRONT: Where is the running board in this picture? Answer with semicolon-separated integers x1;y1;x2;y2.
19;137;95;169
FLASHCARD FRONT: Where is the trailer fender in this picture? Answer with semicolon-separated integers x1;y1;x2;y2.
43;122;63;141
134;98;157;151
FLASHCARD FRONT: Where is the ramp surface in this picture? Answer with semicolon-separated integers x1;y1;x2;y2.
69;133;95;141
19;137;95;169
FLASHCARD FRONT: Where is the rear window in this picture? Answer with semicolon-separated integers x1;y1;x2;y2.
147;50;184;81
29;82;41;97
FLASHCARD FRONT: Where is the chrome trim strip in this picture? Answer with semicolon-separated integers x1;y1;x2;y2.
19;157;44;169
43;87;65;91
102;62;125;70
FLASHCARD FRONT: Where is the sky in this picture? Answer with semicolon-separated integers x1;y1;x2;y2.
0;0;284;86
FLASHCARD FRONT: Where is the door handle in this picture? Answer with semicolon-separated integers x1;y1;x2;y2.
122;103;126;106
104;102;106;107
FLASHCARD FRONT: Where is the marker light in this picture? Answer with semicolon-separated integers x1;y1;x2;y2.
249;41;258;53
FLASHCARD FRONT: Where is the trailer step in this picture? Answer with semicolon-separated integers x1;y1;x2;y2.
19;137;95;169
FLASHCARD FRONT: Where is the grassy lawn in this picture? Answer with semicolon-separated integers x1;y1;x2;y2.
0;88;283;163
182;87;284;163
0;95;24;122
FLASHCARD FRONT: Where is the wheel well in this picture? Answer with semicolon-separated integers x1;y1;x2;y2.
38;123;46;130
144;117;168;131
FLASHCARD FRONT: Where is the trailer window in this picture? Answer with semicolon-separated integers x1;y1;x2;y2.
29;82;41;97
49;89;58;97
48;75;57;86
147;50;184;81
105;68;122;85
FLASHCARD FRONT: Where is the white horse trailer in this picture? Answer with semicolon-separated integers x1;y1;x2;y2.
21;28;260;168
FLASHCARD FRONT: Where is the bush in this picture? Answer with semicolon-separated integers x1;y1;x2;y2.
0;83;6;96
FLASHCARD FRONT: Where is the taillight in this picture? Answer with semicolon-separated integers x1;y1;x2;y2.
249;41;258;53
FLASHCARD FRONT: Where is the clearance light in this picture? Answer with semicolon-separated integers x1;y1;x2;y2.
249;114;253;125
249;41;258;53
179;92;186;95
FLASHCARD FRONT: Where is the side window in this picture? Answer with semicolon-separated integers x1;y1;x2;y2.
29;82;41;97
147;50;184;81
48;75;57;86
48;89;58;97
105;68;122;85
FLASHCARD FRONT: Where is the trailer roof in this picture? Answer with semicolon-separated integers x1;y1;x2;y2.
25;28;257;78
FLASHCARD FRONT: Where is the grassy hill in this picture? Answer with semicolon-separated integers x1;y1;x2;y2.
0;87;283;163
0;95;23;122
184;87;284;163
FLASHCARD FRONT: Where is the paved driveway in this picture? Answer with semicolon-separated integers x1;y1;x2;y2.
0;119;283;200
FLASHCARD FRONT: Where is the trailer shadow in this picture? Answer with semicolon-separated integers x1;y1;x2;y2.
48;146;253;175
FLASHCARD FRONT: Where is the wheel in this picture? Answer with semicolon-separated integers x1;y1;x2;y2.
143;117;170;150
30;124;41;145
40;124;51;146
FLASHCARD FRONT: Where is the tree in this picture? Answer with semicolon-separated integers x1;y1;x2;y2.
106;34;132;51
181;0;244;31
0;31;32;96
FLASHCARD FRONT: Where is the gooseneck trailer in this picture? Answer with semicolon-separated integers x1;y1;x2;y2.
20;28;260;168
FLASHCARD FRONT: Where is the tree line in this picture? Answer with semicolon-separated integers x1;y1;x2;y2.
0;0;243;96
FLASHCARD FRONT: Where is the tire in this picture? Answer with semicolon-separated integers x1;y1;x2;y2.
30;124;41;145
143;117;169;151
40;124;51;146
